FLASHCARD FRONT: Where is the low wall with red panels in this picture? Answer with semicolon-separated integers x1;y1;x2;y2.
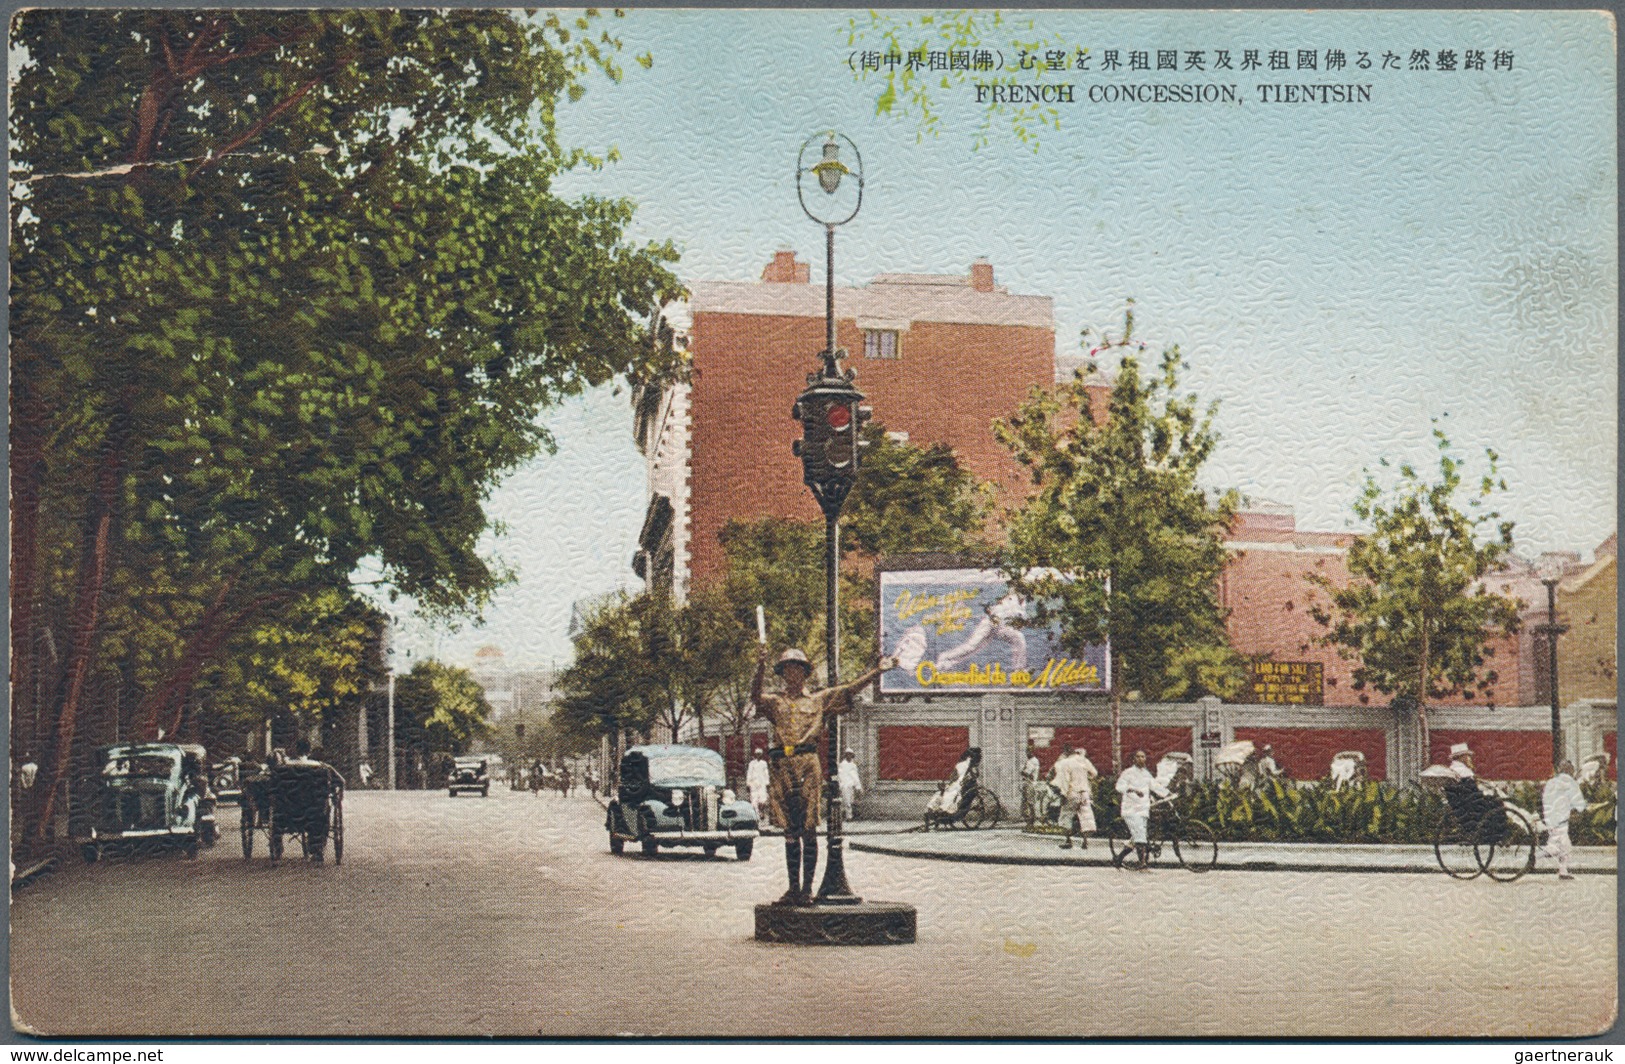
1429;729;1552;780
877;725;970;781
1232;727;1388;781
1032;726;1191;775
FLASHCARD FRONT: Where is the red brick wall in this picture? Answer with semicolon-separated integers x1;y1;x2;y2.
1232;727;1388;781
687;311;1053;584
1220;546;1525;709
1030;726;1190;775
1429;729;1552;781
877;725;971;781
1221;546;1363;705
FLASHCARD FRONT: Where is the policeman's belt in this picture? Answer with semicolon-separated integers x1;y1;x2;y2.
770;744;820;761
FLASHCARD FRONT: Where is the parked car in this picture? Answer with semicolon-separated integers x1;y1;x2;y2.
605;744;758;860
72;742;218;862
448;755;490;797
211;756;244;804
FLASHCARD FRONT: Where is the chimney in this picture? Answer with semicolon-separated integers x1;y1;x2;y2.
761;249;810;284
970;257;995;293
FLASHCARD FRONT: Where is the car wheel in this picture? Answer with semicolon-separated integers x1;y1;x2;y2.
80;844;100;864
481;786;489;797
609;834;624;855
734;840;753;862
638;811;658;857
449;789;457;798
183;837;200;860
703;844;719;857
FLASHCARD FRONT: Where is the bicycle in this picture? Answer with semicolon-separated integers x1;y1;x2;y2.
1433;789;1537;882
1108;794;1218;872
923;781;1005;830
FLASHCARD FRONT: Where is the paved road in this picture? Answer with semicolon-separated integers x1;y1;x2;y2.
10;788;1616;1038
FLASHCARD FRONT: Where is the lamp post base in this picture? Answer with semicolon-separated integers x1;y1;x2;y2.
754;899;916;946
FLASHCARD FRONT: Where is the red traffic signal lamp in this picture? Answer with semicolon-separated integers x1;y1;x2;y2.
792;360;867;519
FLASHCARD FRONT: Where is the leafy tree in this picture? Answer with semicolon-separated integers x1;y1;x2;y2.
553;591;660;749
718;423;992;685
9;10;683;836
846;11;1072;151
1308;427;1522;770
392;660;493;776
994;307;1245;772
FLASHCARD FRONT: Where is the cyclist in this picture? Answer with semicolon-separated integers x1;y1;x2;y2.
1116;749;1169;870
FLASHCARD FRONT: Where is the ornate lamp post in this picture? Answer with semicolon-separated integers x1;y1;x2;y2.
755;131;913;945
1535;572;1570;768
793;130;868;904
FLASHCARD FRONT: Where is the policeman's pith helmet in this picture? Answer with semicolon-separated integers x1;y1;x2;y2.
774;648;812;676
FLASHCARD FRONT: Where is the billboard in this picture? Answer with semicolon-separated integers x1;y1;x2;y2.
1247;661;1325;705
877;568;1109;695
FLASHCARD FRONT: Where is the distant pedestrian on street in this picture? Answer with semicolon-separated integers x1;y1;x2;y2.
751;645;897;906
745;748;770;821
837;749;863;821
1052;744;1098;850
1541;760;1589;880
1116;749;1168;870
1257;744;1281;779
1020;743;1042;826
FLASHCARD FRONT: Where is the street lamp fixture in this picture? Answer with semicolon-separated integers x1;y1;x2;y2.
752;131;913;946
1535;571;1571;769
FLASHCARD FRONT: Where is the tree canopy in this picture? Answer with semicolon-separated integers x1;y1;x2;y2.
1308;426;1522;761
10;10;683;841
994;307;1243;770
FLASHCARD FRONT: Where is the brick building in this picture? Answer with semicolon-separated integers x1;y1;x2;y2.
626;251;1611;798
632;251;1061;600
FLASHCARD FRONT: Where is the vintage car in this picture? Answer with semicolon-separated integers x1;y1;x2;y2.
72;742;218;862
211;755;244;804
605;744;758;860
448;754;490;797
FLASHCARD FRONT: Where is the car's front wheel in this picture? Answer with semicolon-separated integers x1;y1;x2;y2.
735;840;754;862
609;833;624;855
80;844;100;864
637;811;658;857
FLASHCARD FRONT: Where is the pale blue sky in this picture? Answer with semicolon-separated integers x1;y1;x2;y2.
392;8;1617;668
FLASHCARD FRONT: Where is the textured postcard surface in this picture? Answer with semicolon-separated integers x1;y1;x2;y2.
8;8;1617;1040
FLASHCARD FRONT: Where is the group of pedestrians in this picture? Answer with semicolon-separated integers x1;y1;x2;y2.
742;743;866;827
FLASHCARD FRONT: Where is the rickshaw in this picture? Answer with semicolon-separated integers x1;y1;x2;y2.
1429;769;1537;882
240;759;345;864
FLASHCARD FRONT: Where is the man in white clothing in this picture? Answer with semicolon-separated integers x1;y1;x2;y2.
1020;743;1042;825
1448;742;1475;779
745;748;771;822
1116;749;1168;869
837;749;863;820
1051;744;1098;850
1541;760;1589;880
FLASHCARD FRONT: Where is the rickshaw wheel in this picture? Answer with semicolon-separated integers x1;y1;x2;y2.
1434;813;1482;880
332;798;343;865
1174;819;1218;872
241;810;254;859
1477;806;1535;882
963;794;988;830
268;828;283;864
1107;818;1135;868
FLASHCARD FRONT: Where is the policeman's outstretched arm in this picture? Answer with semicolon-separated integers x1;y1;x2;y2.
750;644;769;708
830;655;900;712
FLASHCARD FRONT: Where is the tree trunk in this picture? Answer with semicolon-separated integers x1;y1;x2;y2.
1417;619;1431;774
35;433;122;842
1110;651;1124;776
9;373;48;768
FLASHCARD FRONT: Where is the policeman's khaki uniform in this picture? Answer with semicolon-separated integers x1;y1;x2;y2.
756;681;870;833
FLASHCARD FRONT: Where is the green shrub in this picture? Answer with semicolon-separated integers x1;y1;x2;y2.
1088;774;1617;846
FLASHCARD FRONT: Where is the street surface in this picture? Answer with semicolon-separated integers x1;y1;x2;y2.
10;788;1616;1038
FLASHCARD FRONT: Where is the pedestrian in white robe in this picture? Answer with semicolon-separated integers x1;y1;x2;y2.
1542;760;1589;880
745;749;771;821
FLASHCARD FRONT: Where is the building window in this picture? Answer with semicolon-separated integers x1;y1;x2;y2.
864;328;900;360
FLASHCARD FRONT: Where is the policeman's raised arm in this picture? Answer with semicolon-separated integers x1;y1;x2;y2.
750;644;769;710
828;655;899;714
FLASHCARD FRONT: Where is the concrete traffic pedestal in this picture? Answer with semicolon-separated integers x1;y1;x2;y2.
753;898;916;945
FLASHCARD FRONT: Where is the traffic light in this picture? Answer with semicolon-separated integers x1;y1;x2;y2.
792;373;867;519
